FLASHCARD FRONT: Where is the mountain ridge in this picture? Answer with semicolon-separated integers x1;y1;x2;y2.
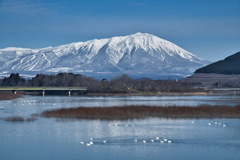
195;51;240;75
0;33;209;79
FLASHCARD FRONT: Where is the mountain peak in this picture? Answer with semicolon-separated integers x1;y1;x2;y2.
125;32;158;41
129;32;153;36
0;33;209;79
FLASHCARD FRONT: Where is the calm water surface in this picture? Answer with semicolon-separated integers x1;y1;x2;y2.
0;95;240;160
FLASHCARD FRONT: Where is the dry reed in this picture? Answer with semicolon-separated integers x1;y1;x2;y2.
4;116;37;122
42;105;240;120
5;116;25;122
0;91;23;100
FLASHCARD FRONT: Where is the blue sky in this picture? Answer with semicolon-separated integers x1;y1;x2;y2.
0;0;239;61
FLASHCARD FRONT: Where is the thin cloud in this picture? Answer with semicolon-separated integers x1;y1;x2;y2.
0;0;53;15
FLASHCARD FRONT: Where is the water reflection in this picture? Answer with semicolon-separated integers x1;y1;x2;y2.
1;115;240;160
0;96;240;160
0;95;239;119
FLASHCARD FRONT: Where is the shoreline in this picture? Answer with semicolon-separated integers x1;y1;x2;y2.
0;90;238;101
0;91;23;101
86;91;235;96
86;92;208;96
42;105;240;120
1;89;238;98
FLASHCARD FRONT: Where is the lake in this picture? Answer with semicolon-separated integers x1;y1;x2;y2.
0;95;240;160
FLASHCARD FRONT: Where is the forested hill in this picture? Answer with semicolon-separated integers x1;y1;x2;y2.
195;52;240;74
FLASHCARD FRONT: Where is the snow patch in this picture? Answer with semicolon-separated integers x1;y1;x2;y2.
0;33;209;79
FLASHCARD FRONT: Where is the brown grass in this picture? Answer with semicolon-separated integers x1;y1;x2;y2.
0;91;23;100
4;116;37;122
5;116;25;122
26;117;37;122
41;105;240;120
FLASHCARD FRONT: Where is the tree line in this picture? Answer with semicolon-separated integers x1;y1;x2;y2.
0;73;199;93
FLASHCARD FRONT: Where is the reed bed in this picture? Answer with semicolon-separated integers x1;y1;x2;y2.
0;91;22;100
5;116;25;122
42;105;240;120
4;116;37;122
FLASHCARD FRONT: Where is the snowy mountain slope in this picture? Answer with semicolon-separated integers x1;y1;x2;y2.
0;33;209;79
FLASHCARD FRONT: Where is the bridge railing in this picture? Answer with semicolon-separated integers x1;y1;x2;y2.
0;87;87;91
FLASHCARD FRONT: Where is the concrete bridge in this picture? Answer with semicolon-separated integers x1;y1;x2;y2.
0;87;87;96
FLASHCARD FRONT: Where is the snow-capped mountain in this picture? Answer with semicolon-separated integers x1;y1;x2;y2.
0;33;209;79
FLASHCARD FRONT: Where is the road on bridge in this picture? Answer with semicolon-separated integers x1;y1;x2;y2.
0;87;87;96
